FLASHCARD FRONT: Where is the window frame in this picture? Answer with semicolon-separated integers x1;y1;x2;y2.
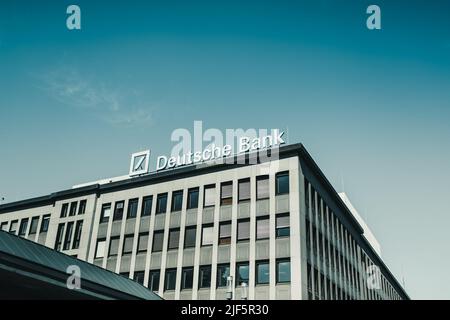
141;196;153;217
127;198;139;219
100;203;112;223
156;193;168;214
201;224;214;246
275;171;290;195
113;201;125;221
276;258;291;283
237;218;250;242
187;188;199;209
171;190;184;212
256;260;270;285
184;226;197;248
276;213;290;238
220;181;233;206
256;216;270;240
198;265;212;289
181;267;194;290
95;238;107;259
256;175;270;200
238;178;251;202
218;221;232;245
122;234;134;255
152;230;165;252
168;228;180;250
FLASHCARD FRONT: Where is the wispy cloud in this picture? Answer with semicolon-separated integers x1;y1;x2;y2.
37;67;154;127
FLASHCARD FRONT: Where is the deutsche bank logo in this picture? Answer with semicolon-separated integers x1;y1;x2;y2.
129;150;150;177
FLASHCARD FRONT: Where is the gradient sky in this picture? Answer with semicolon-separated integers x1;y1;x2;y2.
1;0;450;299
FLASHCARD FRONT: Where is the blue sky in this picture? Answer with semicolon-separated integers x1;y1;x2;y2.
1;0;450;299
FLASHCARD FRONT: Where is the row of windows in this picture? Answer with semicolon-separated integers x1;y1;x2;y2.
60;200;86;218
130;259;291;292
0;214;50;237
95;214;290;258
54;220;84;251
98;172;290;223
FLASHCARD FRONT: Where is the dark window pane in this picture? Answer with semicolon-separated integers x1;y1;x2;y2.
127;198;138;219
156;194;168;214
238;179;250;201
149;271;160;291
236;262;249;285
123;235;134;254
54;223;65;251
199;265;211;288
134;271;145;285
165;269;177;291
256;217;270;240
204;185;216;207
256;261;270;284
152;231;164;252
184;227;196;248
171;191;183;211
277;259;291;283
109;236;120;256
40;215;50;232
219;221;232;245
18;218;29;237
217;264;230;287
29;217;39;235
141;196;153;216
237;219;250;241
187;188;199;209
69;202;77;216
113;201;125;221
63;221;74;250
78;200;86;215
60;203;68;218
168;229;180;250
257;176;270;199
9;220;18;234
100;204;111;223
181;267;194;290
72;220;83;249
276;172;290;195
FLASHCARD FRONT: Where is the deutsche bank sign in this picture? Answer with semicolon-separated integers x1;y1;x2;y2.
129;130;285;177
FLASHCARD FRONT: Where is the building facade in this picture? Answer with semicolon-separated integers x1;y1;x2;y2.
0;143;409;300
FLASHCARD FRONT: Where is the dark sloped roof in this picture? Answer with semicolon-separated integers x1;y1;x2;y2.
0;230;161;300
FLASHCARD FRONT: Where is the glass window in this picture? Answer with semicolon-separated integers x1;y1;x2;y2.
60;203;68;218
219;221;232;245
137;233;149;253
181;267;194;290
29;216;40;235
276;214;290;237
40;215;50;232
256;261;270;284
123;235;134;254
171;191;183;211
100;204;111;223
184;226;196;248
238;179;250;201
256;216;270;240
217;264;230;287
165;269;177;291
78;200;86;215
149;270;160;291
156;193;168;214
236;262;249;285
0;222;8;231
127;198;138;219
187;188;199;209
237;219;250;241
152;230;164;252
113;201;125;221
72;220;83;249
9;220;18;234
95;239;106;259
54;223;65;251
18;218;29;236
277;259;291;283
141;196;153;216
276;172;290;195
201;225;214;246
69;202;77;216
198;265;211;288
134;271;145;285
220;182;233;205
63;221;74;250
168;228;180;250
108;236;120;257
257;176;270;199
203;185;216;207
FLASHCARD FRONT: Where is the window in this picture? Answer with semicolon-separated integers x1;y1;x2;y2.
220;182;233;205
276;259;291;283
219;221;232;245
141;196;153;217
256;261;270;284
40;215;50;232
9;220;18;234
198;265;211;288
237;219;250;241
184;226;197;248
137;233;149;253
120;272;130;278
256;216;270;240
113;201;125;221
238;179;250;201
0;222;8;231
149;270;160;291
60;203;68;218
187;188;199;209
100;204;111;223
54;223;65;251
201;224;214;246
127;198;138;219
181;267;194;290
95;238;106;258
257;176;270;200
108;236;120;257
217;264;230;287
69;202;77;216
156;193;168;214
168;228;180;250
72;220;83;249
134;271;145;285
63;221;74;250
123;234;134;254
171;190;183;211
78;200;86;215
276;213;290;237
152;230;164;252
29;217;40;235
276;172;290;195
18;218;29;236
165;269;177;291
203;185;216;207
236;262;249;285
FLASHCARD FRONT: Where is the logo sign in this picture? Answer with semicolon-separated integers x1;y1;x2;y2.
129;150;150;177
